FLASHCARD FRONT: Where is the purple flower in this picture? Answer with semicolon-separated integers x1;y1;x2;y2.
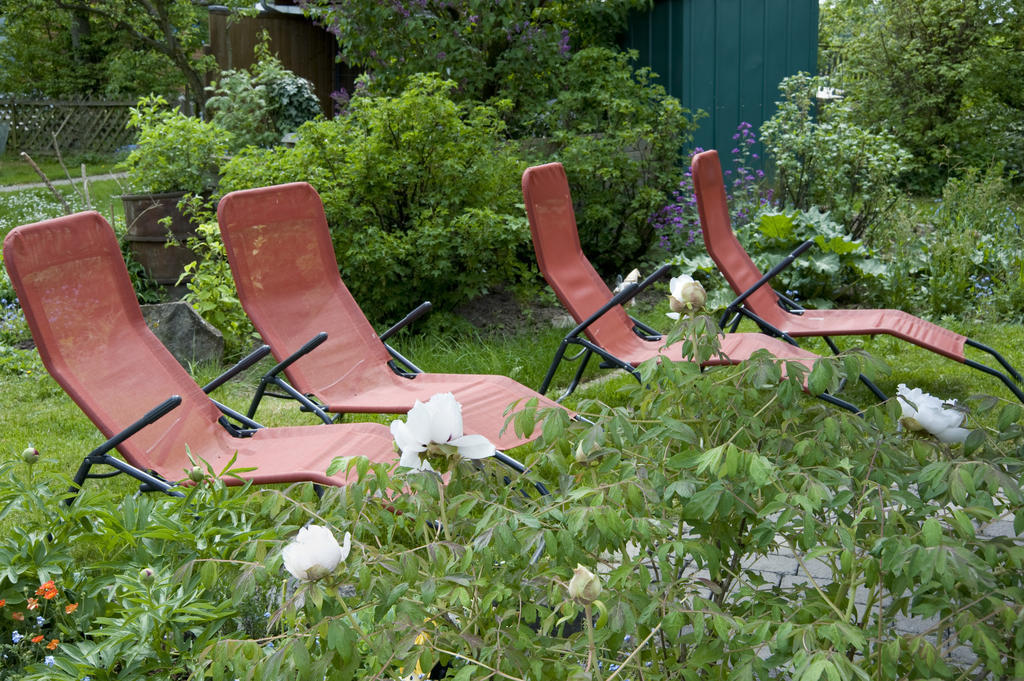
558;29;570;55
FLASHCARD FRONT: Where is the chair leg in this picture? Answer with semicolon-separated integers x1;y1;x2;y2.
539;338;573;396
966;339;1024;383
963;358;1024;403
64;458;95;506
823;336;888;402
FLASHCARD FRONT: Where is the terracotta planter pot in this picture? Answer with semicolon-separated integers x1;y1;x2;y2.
120;191;197;297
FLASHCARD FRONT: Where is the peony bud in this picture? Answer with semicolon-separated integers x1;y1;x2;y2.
21;446;39;465
187;466;205;483
666;274;706;321
567;564;602;602
139;567;156;584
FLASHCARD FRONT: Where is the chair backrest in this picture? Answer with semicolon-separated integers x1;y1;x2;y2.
691;150;779;316
521;163;648;352
217;183;394;396
3;212;230;474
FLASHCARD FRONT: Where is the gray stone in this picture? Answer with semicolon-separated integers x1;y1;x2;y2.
142;301;223;367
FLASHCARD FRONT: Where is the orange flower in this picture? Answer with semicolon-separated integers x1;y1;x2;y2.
65;603;78;614
12;611;24;621
26;597;38;610
35;581;58;600
31;634;43;643
0;599;5;607
46;638;59;650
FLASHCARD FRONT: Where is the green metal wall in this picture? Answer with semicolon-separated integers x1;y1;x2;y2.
626;0;818;164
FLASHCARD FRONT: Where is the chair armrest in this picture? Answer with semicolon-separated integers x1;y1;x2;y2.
568;263;673;340
630;316;662;341
259;333;328;382
87;396;182;459
723;239;814;315
380;301;432;342
202;344;272;394
775;290;805;314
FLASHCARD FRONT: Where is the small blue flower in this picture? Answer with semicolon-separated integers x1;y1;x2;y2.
11;631;22;643
36;616;45;627
44;655;55;666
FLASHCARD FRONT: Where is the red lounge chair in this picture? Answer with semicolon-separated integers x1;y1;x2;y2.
691;149;1024;403
216;182;569;451
520;162;858;412
3;212;399;500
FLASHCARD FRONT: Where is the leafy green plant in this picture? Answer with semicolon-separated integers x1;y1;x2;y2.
522;47;695;275
3;317;1024;679
760;72;910;239
179;213;256;358
869;165;1024;323
119;96;231;195
680;206;885;310
820;0;1024;190
220;74;529;322
205;40;321;151
302;0;648;132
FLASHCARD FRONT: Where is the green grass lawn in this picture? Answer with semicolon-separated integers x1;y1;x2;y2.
1;178;127;237
0;151;121;187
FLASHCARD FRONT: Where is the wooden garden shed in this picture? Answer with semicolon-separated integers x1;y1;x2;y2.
626;0;819;162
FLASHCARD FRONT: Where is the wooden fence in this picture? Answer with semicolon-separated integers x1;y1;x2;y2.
0;98;136;156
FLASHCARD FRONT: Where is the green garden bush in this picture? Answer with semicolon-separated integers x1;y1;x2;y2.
760;73;910;240
869;165;1024;323
119;96;230;195
205;42;322;152
219;74;528;322
521;47;695;276
4;320;1024;679
820;0;1024;191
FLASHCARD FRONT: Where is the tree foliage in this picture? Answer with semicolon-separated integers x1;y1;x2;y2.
821;0;1024;190
302;0;651;134
0;0;252;111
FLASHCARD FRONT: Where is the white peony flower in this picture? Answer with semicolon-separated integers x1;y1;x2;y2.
390;392;496;472
666;274;706;320
282;525;351;581
896;384;970;444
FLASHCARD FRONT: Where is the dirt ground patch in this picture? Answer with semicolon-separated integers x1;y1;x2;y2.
454;287;663;337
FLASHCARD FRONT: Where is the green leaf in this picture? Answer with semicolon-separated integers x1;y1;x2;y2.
807;360;834;396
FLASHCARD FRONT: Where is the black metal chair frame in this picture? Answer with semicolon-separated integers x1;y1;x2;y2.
244;302;435;425
66;345;273;505
537;263;860;413
719;240;1024;404
239;300;550;496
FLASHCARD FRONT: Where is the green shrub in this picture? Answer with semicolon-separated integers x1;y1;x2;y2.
820;0;1024;190
220;74;529;322
119;96;231;195
521;47;696;276
205;40;321;151
302;0;648;132
180;218;257;358
869;165;1024;323
761;73;910;239
7;319;1024;679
